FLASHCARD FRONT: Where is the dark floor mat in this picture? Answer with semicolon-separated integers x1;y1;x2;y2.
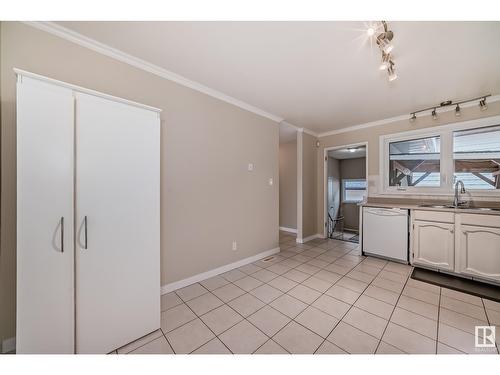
411;268;500;303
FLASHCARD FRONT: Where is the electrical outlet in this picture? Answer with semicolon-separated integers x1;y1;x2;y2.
232;241;237;251
268;178;273;186
248;163;254;171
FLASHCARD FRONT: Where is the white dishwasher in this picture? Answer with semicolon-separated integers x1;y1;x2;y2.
362;207;409;262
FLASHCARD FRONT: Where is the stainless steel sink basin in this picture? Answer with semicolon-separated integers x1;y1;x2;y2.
418;204;451;208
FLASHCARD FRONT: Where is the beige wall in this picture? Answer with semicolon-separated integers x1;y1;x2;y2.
298;132;318;239
0;22;279;343
316;103;500;231
279;139;297;229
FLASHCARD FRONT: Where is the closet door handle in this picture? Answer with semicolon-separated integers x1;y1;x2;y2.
84;216;88;249
60;217;64;253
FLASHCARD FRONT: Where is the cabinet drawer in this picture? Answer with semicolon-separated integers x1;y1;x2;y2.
412;210;455;224
459;213;500;228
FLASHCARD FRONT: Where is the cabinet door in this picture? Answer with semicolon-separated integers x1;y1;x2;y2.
457;225;500;282
16;77;74;353
75;93;160;354
412;220;454;271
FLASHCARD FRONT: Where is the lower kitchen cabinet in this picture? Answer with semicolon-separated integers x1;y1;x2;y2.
412;220;455;271
457;224;500;282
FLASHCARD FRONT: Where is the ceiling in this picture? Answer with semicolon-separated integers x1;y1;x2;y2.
328;146;366;160
57;21;500;134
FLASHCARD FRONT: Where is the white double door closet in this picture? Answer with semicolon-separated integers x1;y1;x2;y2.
16;70;161;354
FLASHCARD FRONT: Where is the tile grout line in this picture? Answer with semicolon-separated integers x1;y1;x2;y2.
435;287;442;354
373;272;412;354
259;245;370;353
325;260;400;354
480;297;499;354
311;254;396;354
164;240;396;354
154;237;430;354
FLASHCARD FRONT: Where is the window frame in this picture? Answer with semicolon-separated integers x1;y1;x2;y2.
342;178;367;204
379;114;500;197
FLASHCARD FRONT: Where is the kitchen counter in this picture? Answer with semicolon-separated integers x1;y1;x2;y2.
361;201;500;216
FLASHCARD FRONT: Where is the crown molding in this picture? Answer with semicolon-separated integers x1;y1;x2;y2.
318;94;500;138
23;21;291;124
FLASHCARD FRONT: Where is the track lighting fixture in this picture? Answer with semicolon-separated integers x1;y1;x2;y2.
409;94;491;123
379;52;390;70
368;21;397;81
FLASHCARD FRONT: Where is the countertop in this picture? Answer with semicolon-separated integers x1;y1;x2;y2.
361;202;500;216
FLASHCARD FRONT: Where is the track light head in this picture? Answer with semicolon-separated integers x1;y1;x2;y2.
455;104;461;117
388;65;397;81
479;98;488;111
367;27;375;36
410;113;416;122
432;109;438;120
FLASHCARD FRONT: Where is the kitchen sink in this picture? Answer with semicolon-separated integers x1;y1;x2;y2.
418;204;452;208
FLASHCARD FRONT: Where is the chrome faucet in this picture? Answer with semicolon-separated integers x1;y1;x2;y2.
453;180;466;207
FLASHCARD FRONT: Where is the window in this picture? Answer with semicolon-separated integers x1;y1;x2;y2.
388;136;441;187
453;124;500;190
380;115;500;196
342;179;367;203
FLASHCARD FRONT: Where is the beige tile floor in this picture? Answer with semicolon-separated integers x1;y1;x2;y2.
116;231;500;354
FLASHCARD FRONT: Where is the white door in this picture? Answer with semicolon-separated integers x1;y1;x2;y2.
412;220;454;271
75;93;160;353
457;225;500;282
16;77;75;353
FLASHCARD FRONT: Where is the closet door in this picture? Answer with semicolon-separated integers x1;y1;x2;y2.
16;77;75;353
75;93;160;354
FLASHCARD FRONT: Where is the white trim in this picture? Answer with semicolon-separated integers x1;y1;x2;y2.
279;226;297;234
161;247;280;294
317;95;500;138
15;68;162;113
296;233;323;244
379;114;500;197
296;132;304;240
24;21;316;132
2;337;16;354
323;142;369;238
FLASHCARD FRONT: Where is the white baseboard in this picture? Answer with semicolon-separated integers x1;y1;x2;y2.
161;247;281;294
296;233;323;244
279;226;297;234
2;337;16;353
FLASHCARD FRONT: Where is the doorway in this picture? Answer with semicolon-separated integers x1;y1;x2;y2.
324;143;368;244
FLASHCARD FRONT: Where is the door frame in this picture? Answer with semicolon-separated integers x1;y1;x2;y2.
323;141;369;239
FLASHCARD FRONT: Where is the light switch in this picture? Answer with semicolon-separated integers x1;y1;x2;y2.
248;163;254;171
269;178;273;186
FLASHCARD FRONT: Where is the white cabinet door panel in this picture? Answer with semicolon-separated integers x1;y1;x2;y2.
75;93;160;354
457;225;500;282
412;220;454;271
16;77;75;353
